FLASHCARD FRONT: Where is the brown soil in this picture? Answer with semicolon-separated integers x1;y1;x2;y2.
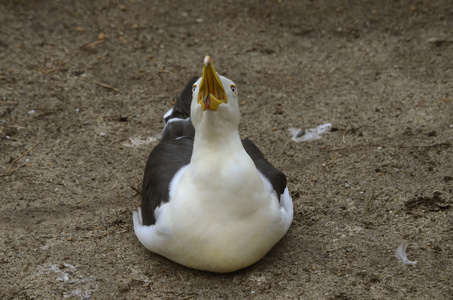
1;0;452;299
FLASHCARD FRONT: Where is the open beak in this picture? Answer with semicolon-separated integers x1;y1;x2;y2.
198;56;227;111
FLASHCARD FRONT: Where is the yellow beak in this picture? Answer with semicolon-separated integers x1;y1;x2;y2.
198;56;227;111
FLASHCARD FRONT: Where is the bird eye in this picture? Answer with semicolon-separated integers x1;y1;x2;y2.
230;85;236;93
192;85;197;92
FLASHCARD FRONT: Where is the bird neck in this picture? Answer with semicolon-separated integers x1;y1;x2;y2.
192;128;242;161
191;113;244;164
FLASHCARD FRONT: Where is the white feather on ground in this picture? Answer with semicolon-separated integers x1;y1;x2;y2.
395;243;417;265
289;123;332;142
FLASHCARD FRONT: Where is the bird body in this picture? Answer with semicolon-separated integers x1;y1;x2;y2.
133;56;293;272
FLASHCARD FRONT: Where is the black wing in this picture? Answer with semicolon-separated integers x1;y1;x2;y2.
242;139;287;199
141;137;194;225
142;77;198;225
161;76;198;141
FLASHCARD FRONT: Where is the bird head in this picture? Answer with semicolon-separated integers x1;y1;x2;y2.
191;56;240;133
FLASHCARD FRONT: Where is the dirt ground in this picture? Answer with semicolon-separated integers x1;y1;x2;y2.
1;0;452;299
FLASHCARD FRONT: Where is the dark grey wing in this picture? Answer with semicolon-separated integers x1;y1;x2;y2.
141;137;194;225
242;139;287;199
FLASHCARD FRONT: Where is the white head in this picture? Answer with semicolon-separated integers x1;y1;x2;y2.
190;56;240;137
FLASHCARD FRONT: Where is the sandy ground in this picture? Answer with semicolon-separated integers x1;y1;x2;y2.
1;0;452;299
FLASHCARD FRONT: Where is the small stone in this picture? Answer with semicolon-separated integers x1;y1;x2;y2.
296;129;305;138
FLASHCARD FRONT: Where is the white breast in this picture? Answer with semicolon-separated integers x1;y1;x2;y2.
134;151;292;273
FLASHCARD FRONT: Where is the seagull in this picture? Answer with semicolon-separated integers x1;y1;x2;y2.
133;56;293;273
